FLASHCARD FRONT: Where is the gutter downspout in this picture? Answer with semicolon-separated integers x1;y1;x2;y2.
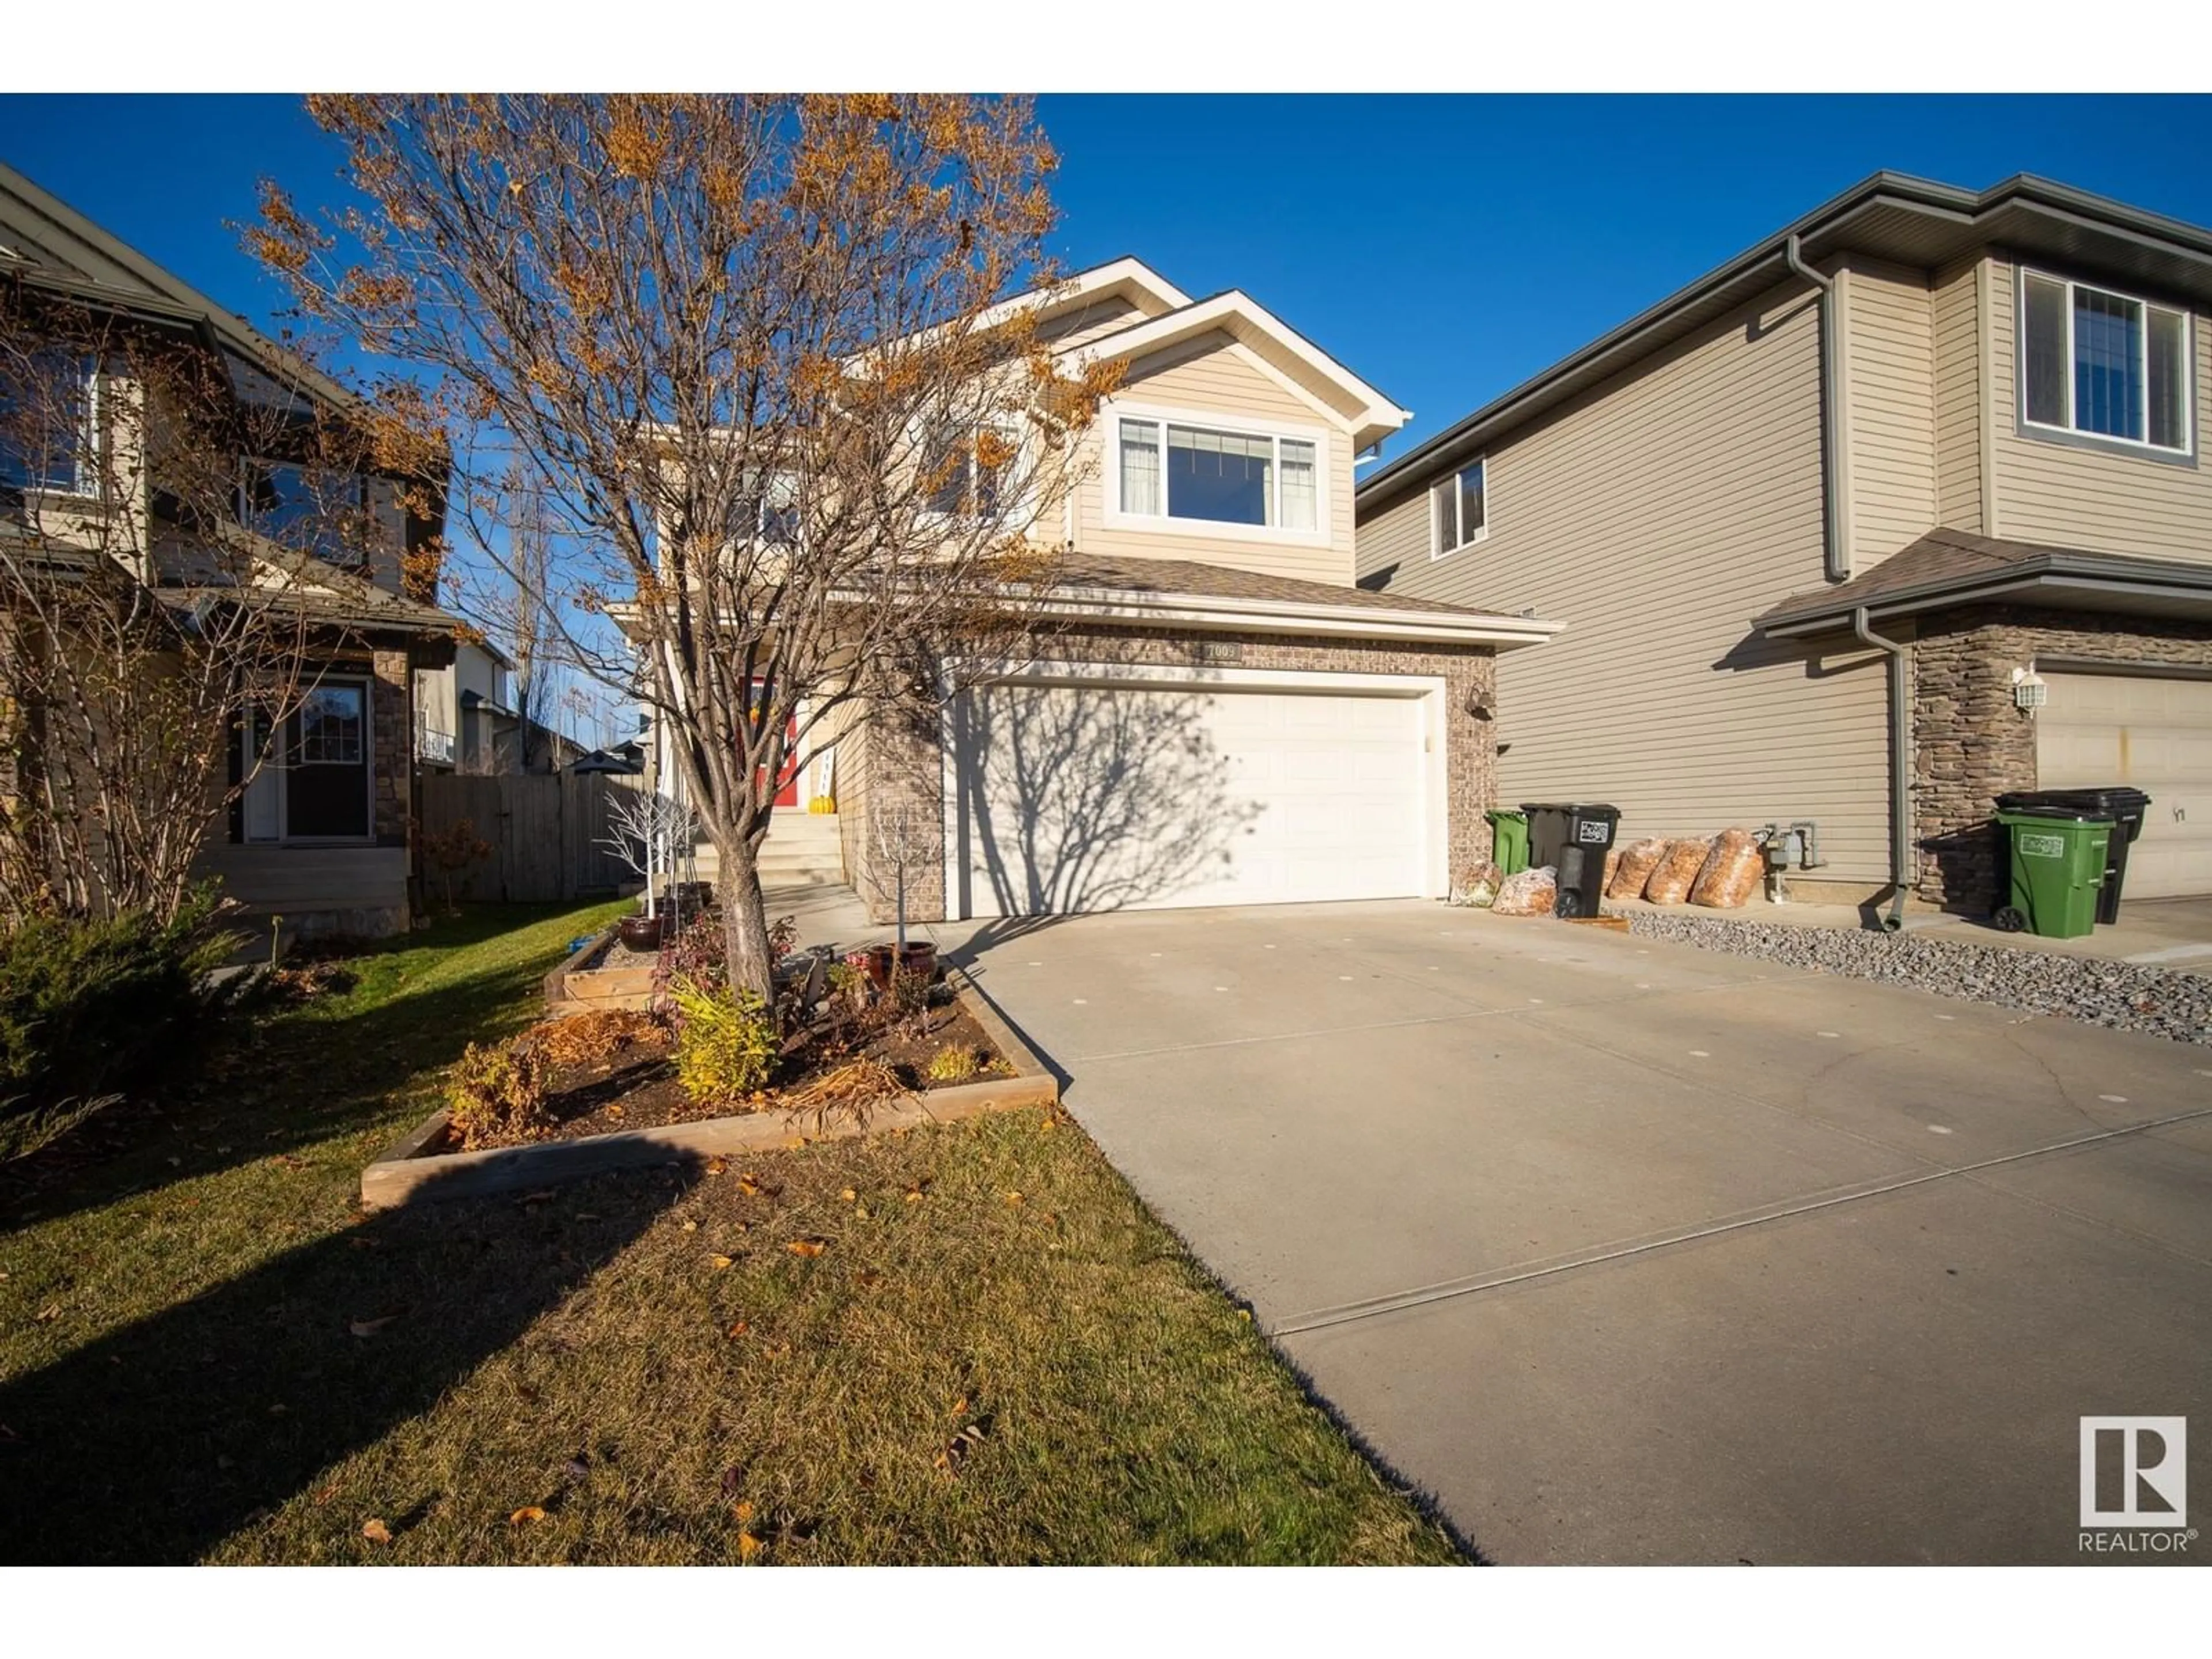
1852;605;1912;932
1785;234;1849;584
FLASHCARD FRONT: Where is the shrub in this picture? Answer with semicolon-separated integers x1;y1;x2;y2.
521;1008;662;1069
446;1039;551;1150
1;891;234;1154
666;974;778;1106
653;906;728;1006
924;1044;980;1085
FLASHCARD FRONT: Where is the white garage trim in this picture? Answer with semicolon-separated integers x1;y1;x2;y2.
937;660;1450;920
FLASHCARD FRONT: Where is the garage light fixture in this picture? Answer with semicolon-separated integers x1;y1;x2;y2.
2012;666;2048;712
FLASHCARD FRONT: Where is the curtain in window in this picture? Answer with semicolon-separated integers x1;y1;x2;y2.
1119;418;1161;515
2148;308;2188;451
1279;438;1317;531
2021;275;2069;429
1457;461;1485;540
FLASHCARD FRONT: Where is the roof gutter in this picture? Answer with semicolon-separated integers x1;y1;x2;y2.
1785;235;1850;585
1851;606;1912;933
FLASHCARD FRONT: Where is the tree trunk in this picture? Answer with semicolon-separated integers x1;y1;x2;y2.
716;830;778;1005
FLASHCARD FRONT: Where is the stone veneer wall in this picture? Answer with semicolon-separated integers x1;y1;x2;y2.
1912;605;2212;911
370;647;415;849
844;626;1499;925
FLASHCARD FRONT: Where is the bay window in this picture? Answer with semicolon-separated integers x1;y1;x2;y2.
1115;415;1319;533
2020;270;2192;454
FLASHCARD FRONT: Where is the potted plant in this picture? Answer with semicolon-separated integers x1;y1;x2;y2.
616;912;665;951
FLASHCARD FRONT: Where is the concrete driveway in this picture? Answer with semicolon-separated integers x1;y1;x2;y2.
940;900;2212;1565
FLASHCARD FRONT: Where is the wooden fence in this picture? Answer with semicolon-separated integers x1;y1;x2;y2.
419;771;649;903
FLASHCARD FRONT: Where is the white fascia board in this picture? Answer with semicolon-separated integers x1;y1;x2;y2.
1030;585;1563;650
1066;291;1413;450
855;258;1194;369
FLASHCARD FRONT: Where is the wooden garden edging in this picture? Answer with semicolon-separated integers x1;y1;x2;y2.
361;965;1058;1211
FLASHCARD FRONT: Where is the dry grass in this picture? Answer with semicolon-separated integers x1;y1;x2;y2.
0;903;1461;1566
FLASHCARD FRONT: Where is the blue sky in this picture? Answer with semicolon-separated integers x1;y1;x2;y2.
4;92;2210;462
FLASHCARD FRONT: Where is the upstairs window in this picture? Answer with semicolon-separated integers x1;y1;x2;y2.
1430;458;1486;557
922;425;1014;521
1116;416;1318;532
2020;271;2192;454
241;460;370;561
0;351;100;496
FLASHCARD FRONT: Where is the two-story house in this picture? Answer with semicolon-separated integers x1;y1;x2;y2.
826;257;1562;923
2;160;465;935
1356;173;2212;919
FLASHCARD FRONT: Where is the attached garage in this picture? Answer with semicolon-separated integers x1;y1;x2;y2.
2037;671;2212;899
949;671;1442;918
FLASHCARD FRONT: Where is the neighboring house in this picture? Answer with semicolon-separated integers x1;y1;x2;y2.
1355;172;2212;916
413;637;511;771
1;161;464;936
748;257;1562;923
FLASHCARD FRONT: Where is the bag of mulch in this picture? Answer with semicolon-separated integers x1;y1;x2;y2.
1691;827;1764;909
1600;848;1622;897
1607;837;1669;899
1454;861;1505;908
1641;838;1709;905
1490;865;1559;918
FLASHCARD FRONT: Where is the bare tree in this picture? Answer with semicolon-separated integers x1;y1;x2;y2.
597;787;696;918
0;291;381;923
253;94;1119;1002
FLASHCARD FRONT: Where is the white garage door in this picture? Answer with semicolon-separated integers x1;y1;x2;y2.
2037;672;2212;899
952;680;1430;917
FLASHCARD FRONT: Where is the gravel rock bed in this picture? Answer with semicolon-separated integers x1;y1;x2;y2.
1618;911;2212;1047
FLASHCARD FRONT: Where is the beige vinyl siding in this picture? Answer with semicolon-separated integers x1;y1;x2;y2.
1931;256;1987;533
1039;296;1150;354
1074;332;1357;585
1357;277;1895;885
1839;257;1937;571
1987;254;2212;559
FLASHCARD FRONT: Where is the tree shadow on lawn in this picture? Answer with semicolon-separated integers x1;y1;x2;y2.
0;1157;694;1564
0;906;608;1237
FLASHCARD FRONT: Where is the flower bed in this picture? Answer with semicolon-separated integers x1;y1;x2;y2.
361;965;1057;1210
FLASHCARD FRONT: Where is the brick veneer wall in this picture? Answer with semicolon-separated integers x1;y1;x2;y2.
845;625;1499;925
1912;605;2212;910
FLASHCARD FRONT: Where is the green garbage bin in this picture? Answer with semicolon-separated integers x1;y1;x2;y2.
1484;808;1529;877
1993;806;2112;939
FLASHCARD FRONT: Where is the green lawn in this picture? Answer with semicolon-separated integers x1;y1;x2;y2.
0;902;1461;1565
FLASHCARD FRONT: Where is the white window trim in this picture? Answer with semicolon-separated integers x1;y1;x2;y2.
915;418;1031;532
1101;399;1333;548
2016;266;2195;458
3;354;102;499
1429;456;1490;560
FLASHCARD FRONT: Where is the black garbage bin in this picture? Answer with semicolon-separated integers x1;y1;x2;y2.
1520;802;1622;918
1996;787;2151;923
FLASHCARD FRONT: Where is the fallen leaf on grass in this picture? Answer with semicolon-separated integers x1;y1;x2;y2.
361;1518;392;1544
349;1315;397;1339
785;1238;825;1258
736;1173;782;1198
1004;1191;1024;1207
680;1219;698;1232
934;1422;988;1477
839;1188;857;1203
705;1158;728;1177
312;1482;339;1506
725;1320;750;1339
732;1499;755;1521
509;1506;546;1526
710;1255;735;1270
738;1530;764;1562
853;1270;885;1291
35;1305;59;1323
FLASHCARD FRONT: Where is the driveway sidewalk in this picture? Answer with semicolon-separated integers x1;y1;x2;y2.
939;900;2212;1565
